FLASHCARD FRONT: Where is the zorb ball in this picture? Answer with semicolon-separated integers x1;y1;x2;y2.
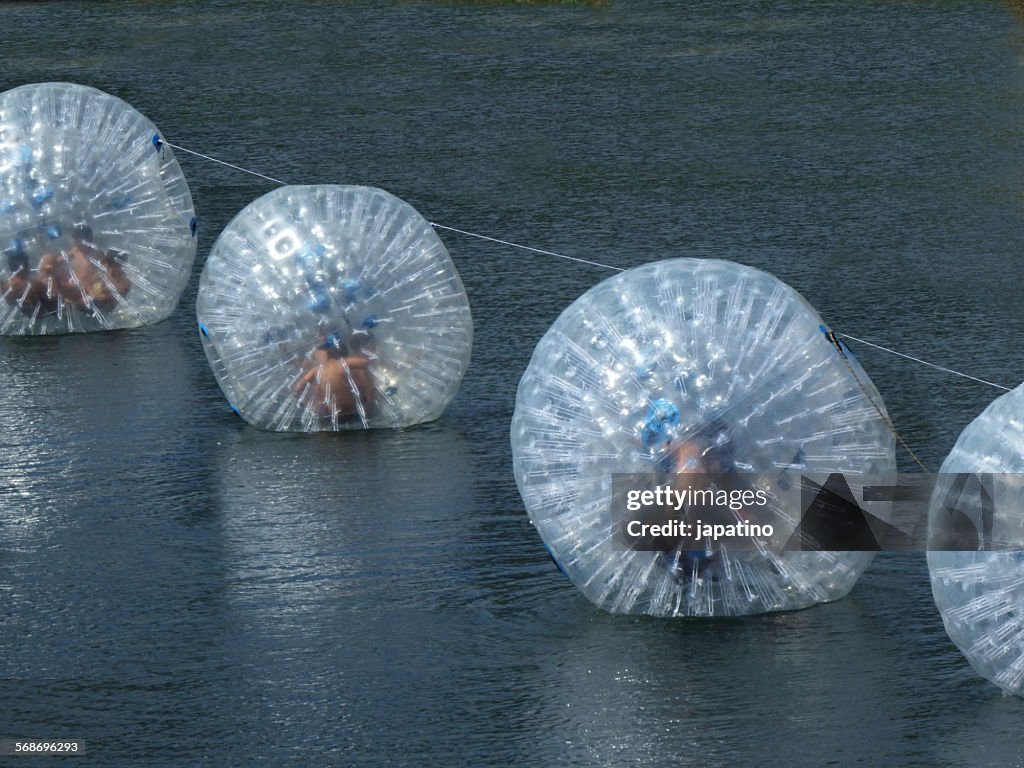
196;185;473;431
0;82;197;334
510;258;896;617
928;383;1024;695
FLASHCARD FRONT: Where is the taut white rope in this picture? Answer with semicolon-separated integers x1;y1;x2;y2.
168;140;1015;394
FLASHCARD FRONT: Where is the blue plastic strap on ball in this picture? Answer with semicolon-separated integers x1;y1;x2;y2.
151;134;164;151
31;187;53;207
308;284;331;313
189;217;197;237
543;542;567;576
199;322;209;338
820;324;850;360
641;398;680;449
342;279;362;302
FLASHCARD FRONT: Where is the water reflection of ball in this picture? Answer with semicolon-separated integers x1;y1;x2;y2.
928;383;1024;695
0;82;196;334
196;185;473;431
511;258;895;617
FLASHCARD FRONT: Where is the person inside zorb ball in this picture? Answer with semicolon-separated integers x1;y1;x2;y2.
510;258;897;618
0;82;197;334
196;184;473;432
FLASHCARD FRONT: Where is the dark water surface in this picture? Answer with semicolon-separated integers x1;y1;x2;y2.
2;1;1024;765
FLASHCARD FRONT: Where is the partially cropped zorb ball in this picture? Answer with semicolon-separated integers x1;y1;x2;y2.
928;383;1024;695
196;185;473;431
0;82;197;334
510;258;896;617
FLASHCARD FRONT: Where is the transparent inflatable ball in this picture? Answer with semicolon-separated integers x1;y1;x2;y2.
197;185;473;431
511;258;896;617
928;382;1024;695
0;82;197;334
